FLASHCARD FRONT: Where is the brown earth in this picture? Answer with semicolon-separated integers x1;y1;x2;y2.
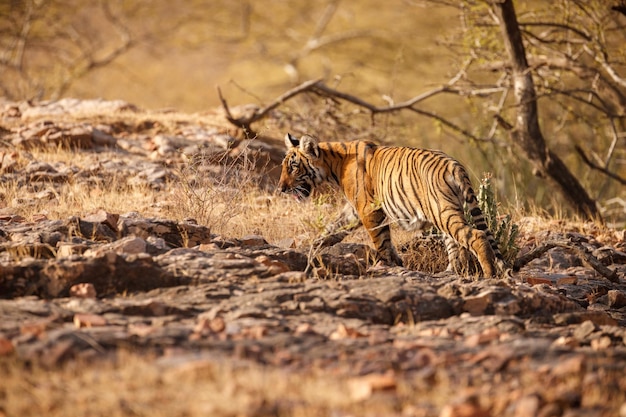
1;99;626;417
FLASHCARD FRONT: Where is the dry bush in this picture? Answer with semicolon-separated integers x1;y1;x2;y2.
167;142;339;243
398;230;449;273
167;143;260;234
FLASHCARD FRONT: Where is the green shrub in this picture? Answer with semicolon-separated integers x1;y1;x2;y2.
469;173;519;267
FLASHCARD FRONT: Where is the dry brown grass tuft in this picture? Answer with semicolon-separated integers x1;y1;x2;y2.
0;353;370;417
398;230;449;273
0;150;161;221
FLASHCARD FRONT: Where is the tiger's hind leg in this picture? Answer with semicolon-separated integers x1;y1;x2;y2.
456;226;497;277
443;212;498;277
444;236;473;275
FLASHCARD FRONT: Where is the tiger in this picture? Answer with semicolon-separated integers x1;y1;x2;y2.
278;133;505;277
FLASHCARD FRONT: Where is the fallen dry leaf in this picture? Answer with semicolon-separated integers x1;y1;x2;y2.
464;327;501;347
0;336;14;355
73;313;108;328
348;370;397;401
194;317;226;335
330;323;366;340
255;255;291;274
69;283;97;298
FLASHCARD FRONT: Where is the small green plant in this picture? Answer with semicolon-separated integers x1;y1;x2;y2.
469;173;519;266
303;194;333;234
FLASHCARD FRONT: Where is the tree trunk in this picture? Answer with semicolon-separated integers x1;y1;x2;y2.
494;0;603;223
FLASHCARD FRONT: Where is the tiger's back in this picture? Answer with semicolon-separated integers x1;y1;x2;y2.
278;134;503;277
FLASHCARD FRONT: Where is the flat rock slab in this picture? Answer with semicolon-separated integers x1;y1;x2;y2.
1;216;625;378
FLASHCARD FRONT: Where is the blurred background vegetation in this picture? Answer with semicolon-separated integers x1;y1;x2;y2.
1;0;625;225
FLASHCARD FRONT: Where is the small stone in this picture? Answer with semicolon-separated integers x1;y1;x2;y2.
329;323;366;340
464;327;500;347
57;243;88;258
554;311;617;326
294;323;315;335
513;394;541;417
551;355;584;377
73;313;107;328
463;291;493;315
573;320;597;340
194;317;226;335
83;209;119;232
552;336;579;348
114;236;147;254
348;370;396;401
590;336;612;350
276;238;297;248
240;235;268;247
92;128;117;146
440;402;490;417
608;290;626;308
20;318;56;336
69;283;97;299
128;323;154;337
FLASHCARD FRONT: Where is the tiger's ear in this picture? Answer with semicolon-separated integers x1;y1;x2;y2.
299;134;320;159
284;133;299;149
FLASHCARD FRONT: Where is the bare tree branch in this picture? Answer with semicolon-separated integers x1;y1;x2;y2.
575;145;626;186
54;0;134;98
583;44;626;90
514;239;619;283
218;77;505;142
217;79;323;134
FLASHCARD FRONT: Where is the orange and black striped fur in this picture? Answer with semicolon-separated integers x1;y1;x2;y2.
278;133;504;277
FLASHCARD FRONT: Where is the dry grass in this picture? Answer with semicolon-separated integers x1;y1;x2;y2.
0;350;472;417
0;144;346;248
0;148;160;221
0;353;354;417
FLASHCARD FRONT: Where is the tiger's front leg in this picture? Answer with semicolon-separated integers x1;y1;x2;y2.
324;203;362;235
314;203;363;248
360;207;403;266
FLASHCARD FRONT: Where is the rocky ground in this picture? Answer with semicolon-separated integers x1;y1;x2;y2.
1;99;626;417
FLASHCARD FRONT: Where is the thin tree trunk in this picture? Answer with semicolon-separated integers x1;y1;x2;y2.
494;0;603;223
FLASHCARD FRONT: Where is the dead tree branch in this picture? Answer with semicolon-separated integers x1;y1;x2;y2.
218;78;504;141
513;240;620;283
574;145;626;186
217;79;322;134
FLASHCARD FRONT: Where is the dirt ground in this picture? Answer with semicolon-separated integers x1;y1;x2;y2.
1;99;625;417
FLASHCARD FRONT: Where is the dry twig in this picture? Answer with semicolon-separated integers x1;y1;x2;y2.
514;239;620;283
218;78;502;141
574;146;626;186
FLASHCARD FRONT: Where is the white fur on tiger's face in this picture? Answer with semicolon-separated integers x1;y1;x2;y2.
278;133;504;277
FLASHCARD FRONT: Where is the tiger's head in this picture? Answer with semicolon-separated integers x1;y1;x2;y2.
278;133;324;200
